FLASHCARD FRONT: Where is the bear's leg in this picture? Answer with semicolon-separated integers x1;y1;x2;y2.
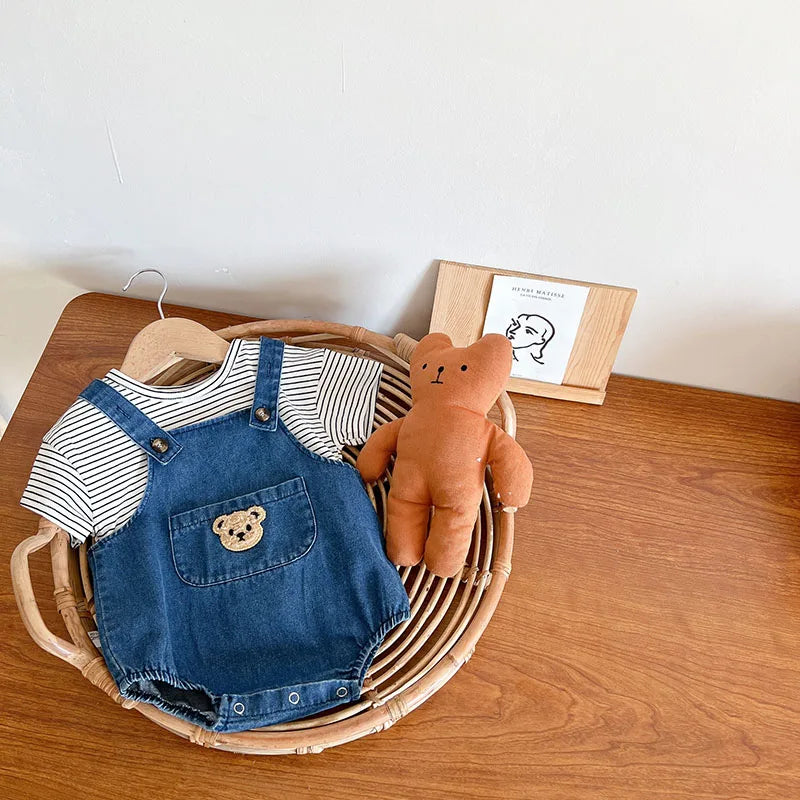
386;495;430;566
423;506;476;578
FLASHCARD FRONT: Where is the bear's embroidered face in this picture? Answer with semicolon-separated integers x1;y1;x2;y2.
212;506;266;552
410;332;512;415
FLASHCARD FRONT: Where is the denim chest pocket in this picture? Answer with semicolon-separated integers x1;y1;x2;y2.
169;477;316;586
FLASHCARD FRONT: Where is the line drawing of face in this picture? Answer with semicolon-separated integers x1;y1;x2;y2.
505;314;555;364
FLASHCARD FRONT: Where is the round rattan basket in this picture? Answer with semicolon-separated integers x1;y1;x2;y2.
11;319;517;754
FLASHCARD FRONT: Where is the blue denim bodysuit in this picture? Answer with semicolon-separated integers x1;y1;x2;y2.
83;338;409;732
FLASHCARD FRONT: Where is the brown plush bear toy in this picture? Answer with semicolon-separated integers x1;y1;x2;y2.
357;332;533;577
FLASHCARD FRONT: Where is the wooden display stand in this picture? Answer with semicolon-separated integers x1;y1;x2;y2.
429;260;637;404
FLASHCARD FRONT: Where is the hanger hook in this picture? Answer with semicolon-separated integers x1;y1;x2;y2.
122;269;168;319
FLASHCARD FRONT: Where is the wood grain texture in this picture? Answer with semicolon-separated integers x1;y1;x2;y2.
2;292;800;800
430;260;637;403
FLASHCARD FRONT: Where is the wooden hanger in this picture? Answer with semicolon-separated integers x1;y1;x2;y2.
119;269;231;382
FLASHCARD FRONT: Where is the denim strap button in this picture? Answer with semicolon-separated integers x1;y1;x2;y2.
254;407;271;422
233;701;245;715
336;686;348;698
288;691;300;705
150;437;169;454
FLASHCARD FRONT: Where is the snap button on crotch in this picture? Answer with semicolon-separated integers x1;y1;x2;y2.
288;691;300;705
232;701;245;715
254;407;271;422
336;686;348;698
150;437;169;454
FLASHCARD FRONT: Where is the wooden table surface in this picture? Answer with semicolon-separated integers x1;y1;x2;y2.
1;293;799;800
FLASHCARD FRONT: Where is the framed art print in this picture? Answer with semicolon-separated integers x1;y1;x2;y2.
429;260;637;404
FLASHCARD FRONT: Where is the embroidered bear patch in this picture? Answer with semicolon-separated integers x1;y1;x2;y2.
213;506;266;552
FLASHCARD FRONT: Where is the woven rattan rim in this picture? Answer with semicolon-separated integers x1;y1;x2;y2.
12;319;516;754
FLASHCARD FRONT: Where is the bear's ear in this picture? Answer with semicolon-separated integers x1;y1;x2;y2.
466;333;513;367
414;332;452;360
247;506;266;523
212;514;228;536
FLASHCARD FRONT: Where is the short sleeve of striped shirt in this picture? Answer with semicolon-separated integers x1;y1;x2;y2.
20;440;93;546
316;350;383;448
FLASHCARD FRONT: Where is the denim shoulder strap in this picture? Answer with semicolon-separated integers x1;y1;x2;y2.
249;337;283;432
79;380;182;465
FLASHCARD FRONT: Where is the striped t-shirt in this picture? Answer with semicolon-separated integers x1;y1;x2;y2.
20;339;382;546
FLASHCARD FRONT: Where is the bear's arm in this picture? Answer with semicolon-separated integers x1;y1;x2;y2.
356;418;404;483
486;424;533;510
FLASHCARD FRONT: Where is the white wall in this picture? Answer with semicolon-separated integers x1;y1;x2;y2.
2;0;799;421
